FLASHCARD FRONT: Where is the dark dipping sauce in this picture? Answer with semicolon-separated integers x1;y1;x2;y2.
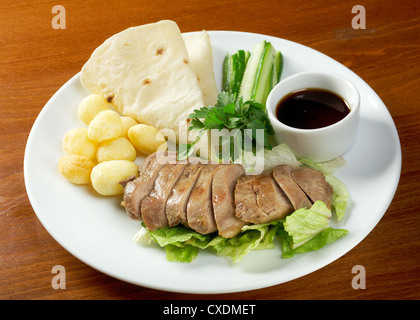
275;88;350;129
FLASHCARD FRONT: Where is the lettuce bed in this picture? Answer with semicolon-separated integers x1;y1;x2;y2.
133;145;350;263
135;201;348;263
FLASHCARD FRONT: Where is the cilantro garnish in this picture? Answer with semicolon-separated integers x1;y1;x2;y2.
178;92;274;161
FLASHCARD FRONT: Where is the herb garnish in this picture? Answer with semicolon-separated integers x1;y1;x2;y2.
178;92;274;161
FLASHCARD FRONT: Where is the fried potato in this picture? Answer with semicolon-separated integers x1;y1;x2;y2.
87;110;122;143
128;124;167;155
62;127;98;160
120;116;138;138
96;137;137;162
91;160;138;195
78;94;110;125
58;154;96;185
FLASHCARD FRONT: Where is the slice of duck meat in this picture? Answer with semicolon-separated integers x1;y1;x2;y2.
253;172;294;221
272;165;312;210
122;151;168;220
166;164;203;227
186;164;218;234
291;166;334;209
212;164;248;238
235;175;268;224
141;163;187;230
235;173;294;224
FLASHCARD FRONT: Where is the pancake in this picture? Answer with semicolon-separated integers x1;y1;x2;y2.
81;20;215;142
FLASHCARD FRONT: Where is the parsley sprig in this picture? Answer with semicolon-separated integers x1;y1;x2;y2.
178;92;274;161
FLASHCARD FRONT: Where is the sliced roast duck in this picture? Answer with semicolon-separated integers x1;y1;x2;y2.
122;151;333;238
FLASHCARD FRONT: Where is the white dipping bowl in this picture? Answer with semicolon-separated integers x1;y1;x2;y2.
266;71;360;162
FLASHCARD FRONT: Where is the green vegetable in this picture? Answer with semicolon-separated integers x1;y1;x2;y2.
278;227;349;259
299;157;347;175
133;201;348;263
134;223;211;263
178;91;274;162
223;50;250;97
278;201;348;258
178;41;283;162
325;174;349;221
136;222;280;263
165;245;199;263
239;41;280;104
207;222;279;263
271;51;283;90
239;143;300;173
283;200;332;249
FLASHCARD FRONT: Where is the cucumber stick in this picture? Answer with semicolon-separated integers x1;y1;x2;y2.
222;53;232;92
222;50;250;96
271;51;283;91
239;41;280;104
223;41;283;105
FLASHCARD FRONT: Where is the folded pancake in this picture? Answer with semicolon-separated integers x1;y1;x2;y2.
182;31;218;107
80;20;207;142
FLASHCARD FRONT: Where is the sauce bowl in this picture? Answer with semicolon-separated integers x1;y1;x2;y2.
266;71;360;162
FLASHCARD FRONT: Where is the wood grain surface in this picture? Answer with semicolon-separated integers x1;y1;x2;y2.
1;0;419;300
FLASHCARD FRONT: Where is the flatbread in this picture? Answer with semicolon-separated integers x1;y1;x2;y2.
80;20;206;142
182;32;218;107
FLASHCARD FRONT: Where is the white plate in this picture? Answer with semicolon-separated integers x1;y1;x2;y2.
24;31;401;294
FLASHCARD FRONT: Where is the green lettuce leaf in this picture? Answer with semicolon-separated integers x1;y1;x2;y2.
283;201;332;249
206;222;279;263
279;227;349;258
299;156;346;175
279;201;348;258
262;143;300;170
236;143;300;174
133;201;348;263
134;222;280;263
133;224;212;263
146;224;210;247
165;244;199;263
325;174;349;221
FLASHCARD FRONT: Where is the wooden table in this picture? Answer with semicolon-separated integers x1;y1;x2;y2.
1;0;419;300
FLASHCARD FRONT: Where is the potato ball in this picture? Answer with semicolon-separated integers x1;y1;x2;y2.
128;124;167;155
90;160;138;196
87;110;122;143
78;94;109;125
120;116;138;138
62;127;98;160
96;137;137;162
58;154;96;184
